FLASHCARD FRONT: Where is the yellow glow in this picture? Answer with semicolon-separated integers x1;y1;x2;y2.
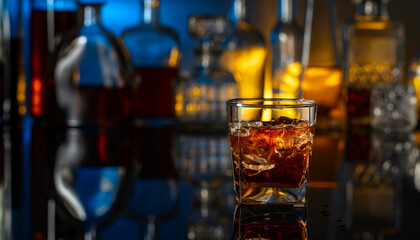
302;67;342;108
17;72;26;115
220;46;266;98
354;20;389;30
168;47;180;68
286;62;302;77
272;62;301;99
413;76;420;112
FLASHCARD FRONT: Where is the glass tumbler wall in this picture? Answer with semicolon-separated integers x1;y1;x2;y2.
227;99;317;206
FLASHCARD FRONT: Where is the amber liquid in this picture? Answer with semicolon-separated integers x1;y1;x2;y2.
30;9;77;117
229;124;314;188
133;67;177;119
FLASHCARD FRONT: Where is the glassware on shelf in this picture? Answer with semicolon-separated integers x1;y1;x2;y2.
270;0;304;99
122;0;180;122
342;0;405;126
53;2;133;127
219;0;266;99
30;0;78;118
302;0;345;130
175;15;238;130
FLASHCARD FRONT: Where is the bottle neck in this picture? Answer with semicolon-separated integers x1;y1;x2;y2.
278;0;294;23
81;4;102;26
230;0;247;23
356;0;389;18
142;0;159;25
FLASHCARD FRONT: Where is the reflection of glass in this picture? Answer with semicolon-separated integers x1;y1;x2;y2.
122;0;180;121
174;134;231;183
219;0;266;99
175;15;238;128
53;128;134;240
232;206;308;239
342;0;405;126
125;179;178;240
227;99;317;206
126;126;178;240
30;0;78;118
187;179;234;240
53;2;132;127
271;0;303;99
340;130;409;238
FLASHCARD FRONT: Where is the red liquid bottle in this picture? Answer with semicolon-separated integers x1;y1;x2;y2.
122;0;180;121
30;1;77;119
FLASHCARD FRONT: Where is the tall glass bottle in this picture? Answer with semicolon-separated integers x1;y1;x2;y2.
302;0;345;130
53;2;133;127
219;0;266;98
271;0;303;99
30;0;78;118
342;0;404;126
122;0;180;122
176;15;238;130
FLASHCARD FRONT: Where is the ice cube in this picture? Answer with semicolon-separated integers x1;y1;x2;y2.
242;154;275;171
272;116;299;125
229;121;263;137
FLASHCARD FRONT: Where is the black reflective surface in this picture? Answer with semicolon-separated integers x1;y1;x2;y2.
3;119;420;239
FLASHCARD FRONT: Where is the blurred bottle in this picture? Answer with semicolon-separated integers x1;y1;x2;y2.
342;0;404;126
122;0;179;122
219;0;266;99
302;0;345;130
30;0;78;119
176;15;238;131
53;2;133;127
407;50;420;126
271;0;304;99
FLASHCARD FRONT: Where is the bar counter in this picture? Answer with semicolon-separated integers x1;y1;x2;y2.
3;117;420;239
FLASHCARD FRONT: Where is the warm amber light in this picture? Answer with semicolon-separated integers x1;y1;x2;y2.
302;67;342;108
17;72;26;115
168;47;180;68
413;76;420;112
220;46;266;98
32;78;43;115
272;62;301;99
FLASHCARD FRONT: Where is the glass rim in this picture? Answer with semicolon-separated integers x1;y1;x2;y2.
226;98;318;109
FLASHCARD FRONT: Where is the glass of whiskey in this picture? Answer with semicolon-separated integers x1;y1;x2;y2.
227;99;317;206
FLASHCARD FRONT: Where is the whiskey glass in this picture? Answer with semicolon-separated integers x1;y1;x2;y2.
227;98;317;206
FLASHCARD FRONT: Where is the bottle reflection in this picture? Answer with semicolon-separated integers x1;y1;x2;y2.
125;126;179;240
53;128;134;240
232;206;308;240
340;130;418;238
187;180;234;240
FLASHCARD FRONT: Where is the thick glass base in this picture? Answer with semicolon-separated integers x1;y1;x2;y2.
235;181;307;207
